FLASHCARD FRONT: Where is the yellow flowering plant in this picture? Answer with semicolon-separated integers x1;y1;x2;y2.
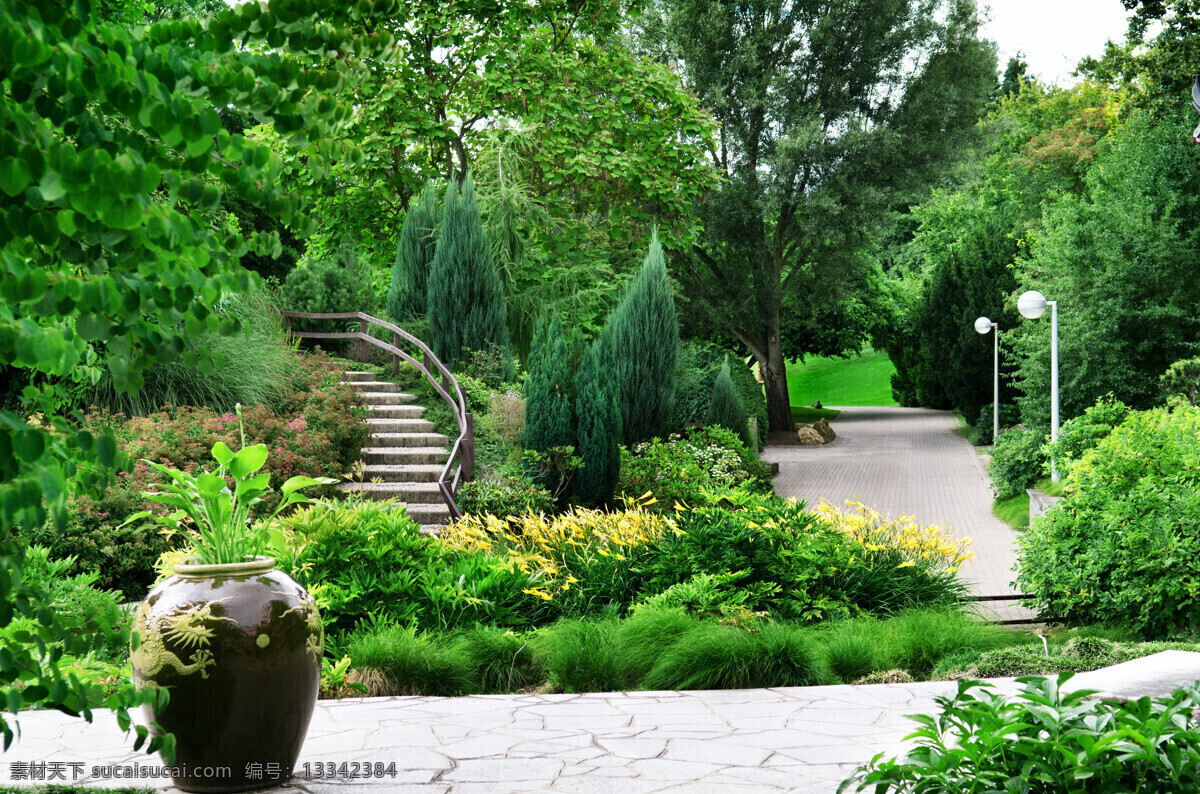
812;497;974;574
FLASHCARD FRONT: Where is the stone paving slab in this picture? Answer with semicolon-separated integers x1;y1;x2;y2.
0;681;1025;793
762;407;1025;602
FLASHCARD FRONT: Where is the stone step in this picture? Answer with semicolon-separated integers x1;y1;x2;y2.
356;392;417;405
367;417;435;433
367;432;451;448
362;447;450;465
362;464;445;483
339;481;446;504
340;380;400;393
366;404;426;419
341;371;377;382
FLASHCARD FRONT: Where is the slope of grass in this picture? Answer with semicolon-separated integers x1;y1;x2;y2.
791;405;842;423
786;348;898;408
992;478;1066;532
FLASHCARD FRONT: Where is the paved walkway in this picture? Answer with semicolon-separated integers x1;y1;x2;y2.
762;407;1022;602
3;680;1026;793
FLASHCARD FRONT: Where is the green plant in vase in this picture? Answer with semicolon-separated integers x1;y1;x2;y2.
126;405;337;793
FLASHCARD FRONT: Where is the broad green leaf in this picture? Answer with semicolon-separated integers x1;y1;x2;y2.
228;444;269;479
0;157;32;197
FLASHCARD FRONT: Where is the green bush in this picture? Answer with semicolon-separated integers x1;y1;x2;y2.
673;340;767;447
1161;356;1200;406
706;358;752;448
618;425;772;507
1018;405;1200;638
448;626;542;693
842;676;1200;793
455;474;555;518
1046;394;1130;475
987;424;1048;500
641;620;830;690
574;338;621;506
532;616;624;693
282;236;378;333
345;622;476;696
972;403;1020;446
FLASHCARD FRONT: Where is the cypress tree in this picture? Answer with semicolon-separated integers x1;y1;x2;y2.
707;357;752;448
521;315;576;453
427;173;514;377
575;338;621;506
386;180;440;322
602;230;680;445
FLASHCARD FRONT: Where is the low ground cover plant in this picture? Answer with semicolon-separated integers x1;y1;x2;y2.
840;675;1200;793
1018;404;1200;638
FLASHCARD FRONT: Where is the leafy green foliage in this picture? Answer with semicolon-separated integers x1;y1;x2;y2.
1160;356;1200;406
573;338;621;506
987;425;1048;500
841;675;1200;794
521;315;575;459
706;358;751;448
602;232;679;445
455;474;554;518
1018;405;1200;638
386;180;440;323
1009;111;1200;423
618;426;772;507
427;175;514;378
1046;395;1131;475
282;237;378;331
0;0;395;749
673;340;766;446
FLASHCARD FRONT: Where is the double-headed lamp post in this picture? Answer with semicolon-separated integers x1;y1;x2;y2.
1017;290;1060;482
974;316;999;444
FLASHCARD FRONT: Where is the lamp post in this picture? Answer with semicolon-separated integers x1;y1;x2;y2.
974;316;999;443
1017;290;1059;482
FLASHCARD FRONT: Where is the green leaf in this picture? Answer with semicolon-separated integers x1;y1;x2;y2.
228;444;269;480
38;170;66;202
211;441;235;466
12;430;45;463
0;157;32;197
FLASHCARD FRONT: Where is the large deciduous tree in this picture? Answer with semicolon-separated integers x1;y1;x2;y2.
651;0;996;431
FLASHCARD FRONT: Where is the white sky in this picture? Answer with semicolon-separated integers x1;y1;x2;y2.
980;0;1136;87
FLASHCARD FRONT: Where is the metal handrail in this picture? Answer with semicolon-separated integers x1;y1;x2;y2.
280;311;473;519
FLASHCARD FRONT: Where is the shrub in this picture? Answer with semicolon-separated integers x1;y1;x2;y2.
1018;405;1200;638
282;236;377;334
618;426;772;507
574;338;621;506
1046;394;1130;475
482;388;525;447
971;403;1021;446
601;231;679;445
706;358;752;448
987;424;1048;500
842;676;1200;793
1161;356;1200;406
673;340;767;447
386;180;441;323
427;175;514;378
455;474;555;518
522;315;576;497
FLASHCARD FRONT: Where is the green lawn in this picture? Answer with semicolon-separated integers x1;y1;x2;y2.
791;405;842;423
786;348;898;408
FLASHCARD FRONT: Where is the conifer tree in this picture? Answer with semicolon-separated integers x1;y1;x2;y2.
522;315;576;453
386;180;440;322
707;358;752;448
602;230;680;445
427;174;514;377
575;338;621;505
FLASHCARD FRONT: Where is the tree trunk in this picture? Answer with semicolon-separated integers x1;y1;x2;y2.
762;316;793;433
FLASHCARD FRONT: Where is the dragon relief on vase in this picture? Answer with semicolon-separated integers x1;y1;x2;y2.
133;597;236;680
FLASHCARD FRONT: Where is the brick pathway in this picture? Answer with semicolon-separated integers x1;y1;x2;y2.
762;407;1023;603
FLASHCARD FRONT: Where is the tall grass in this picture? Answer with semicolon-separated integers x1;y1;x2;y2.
88;290;298;415
346;622;476;696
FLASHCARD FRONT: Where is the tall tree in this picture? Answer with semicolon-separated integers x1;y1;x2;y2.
650;0;997;431
707;358;752;448
602;231;680;445
427;174;514;377
387;180;440;323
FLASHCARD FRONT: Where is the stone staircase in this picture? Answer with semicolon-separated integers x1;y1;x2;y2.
338;369;453;532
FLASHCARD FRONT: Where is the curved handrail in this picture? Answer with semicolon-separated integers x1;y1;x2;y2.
279;311;473;519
